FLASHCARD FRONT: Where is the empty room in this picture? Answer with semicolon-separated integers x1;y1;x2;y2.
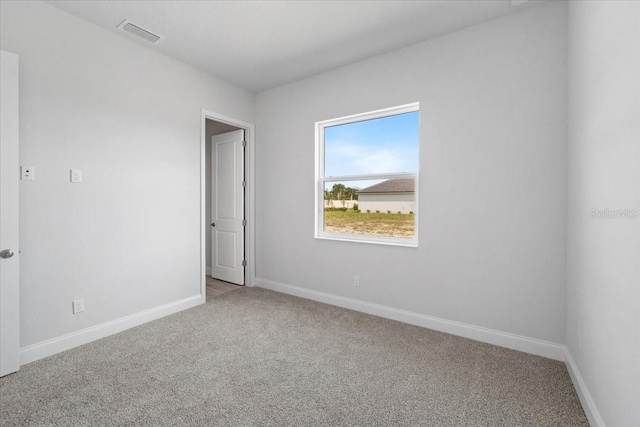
1;0;638;426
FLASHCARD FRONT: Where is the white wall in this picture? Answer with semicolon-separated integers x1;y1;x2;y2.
358;193;415;214
0;0;254;348
324;200;358;209
256;2;567;343
566;1;640;426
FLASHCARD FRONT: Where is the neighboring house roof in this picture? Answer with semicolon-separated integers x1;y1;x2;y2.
357;178;415;194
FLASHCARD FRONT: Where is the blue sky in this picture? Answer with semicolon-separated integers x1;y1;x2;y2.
324;111;419;183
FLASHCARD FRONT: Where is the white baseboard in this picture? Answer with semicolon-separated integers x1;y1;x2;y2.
20;294;202;365
564;349;606;427
256;278;566;361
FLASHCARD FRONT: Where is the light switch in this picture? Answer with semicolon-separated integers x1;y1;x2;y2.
70;169;82;183
21;166;35;181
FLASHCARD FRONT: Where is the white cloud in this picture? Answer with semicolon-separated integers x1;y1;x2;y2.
325;141;415;176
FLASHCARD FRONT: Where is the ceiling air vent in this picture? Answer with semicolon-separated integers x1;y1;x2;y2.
117;20;162;44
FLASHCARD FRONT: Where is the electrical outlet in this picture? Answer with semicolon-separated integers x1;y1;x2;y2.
70;169;82;183
21;166;35;181
353;276;360;287
72;299;85;314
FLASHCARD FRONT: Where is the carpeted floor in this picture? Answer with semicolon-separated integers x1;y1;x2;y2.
1;288;588;426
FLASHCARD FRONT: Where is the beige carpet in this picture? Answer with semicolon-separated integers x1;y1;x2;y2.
0;288;588;426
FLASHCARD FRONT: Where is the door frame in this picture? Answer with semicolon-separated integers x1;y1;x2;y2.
200;110;255;303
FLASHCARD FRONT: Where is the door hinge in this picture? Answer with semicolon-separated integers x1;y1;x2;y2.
242;140;246;147
242;260;247;267
242;219;247;227
242;181;246;188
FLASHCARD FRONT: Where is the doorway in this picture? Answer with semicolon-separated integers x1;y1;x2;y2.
201;111;255;302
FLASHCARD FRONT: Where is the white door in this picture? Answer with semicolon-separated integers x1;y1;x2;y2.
0;50;20;377
211;130;245;285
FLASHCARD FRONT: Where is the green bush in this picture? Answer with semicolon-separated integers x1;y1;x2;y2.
325;206;352;212
366;210;371;213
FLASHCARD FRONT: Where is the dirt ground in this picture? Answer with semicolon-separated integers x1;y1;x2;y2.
324;210;415;238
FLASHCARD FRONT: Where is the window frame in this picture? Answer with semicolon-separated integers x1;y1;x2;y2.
314;102;420;247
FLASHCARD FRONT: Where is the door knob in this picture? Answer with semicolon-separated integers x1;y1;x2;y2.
210;222;215;227
0;249;14;259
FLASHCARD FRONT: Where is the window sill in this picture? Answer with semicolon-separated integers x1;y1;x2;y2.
315;233;418;248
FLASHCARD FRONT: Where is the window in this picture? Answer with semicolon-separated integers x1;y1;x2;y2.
315;103;419;246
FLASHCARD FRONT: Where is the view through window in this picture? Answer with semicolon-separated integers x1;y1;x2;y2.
316;103;419;245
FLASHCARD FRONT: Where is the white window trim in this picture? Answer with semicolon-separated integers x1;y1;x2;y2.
314;102;419;247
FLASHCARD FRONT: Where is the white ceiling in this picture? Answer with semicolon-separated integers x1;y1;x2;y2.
46;0;543;93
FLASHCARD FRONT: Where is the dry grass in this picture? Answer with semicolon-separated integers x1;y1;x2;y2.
324;210;415;237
